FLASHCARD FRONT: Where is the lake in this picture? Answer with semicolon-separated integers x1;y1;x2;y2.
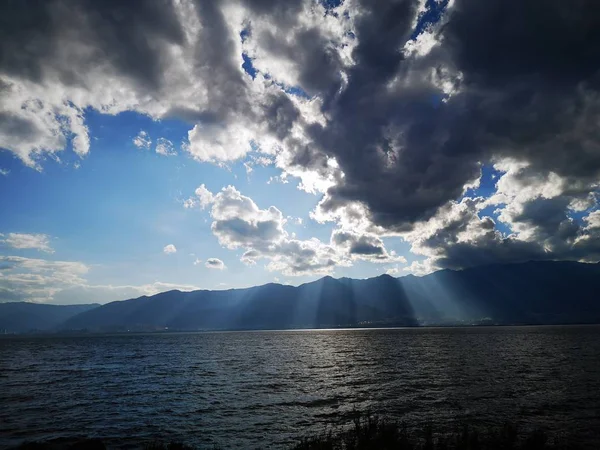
1;326;599;449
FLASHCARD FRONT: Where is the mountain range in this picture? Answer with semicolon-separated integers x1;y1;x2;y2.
0;302;99;333
1;261;600;333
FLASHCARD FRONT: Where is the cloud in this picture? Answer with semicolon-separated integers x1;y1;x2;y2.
155;137;176;156
202;185;346;275
186;184;402;276
0;255;89;303
2;0;600;271
268;0;600;273
205;258;226;270
133;130;152;149
0;168;9;176
163;244;177;254
193;258;202;266
185;119;254;163
331;230;406;264
585;211;600;230
0;0;255;166
1;233;54;253
295;0;600;232
385;266;402;276
400;193;600;275
183;184;215;209
210;185;287;249
0;0;350;170
0;254;199;304
0;83;90;168
0;254;201;304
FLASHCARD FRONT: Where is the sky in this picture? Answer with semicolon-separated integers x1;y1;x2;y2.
1;0;599;305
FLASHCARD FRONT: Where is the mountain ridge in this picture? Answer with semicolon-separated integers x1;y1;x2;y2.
2;261;600;333
0;302;100;333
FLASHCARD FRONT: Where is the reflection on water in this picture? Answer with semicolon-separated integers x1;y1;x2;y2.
1;326;599;449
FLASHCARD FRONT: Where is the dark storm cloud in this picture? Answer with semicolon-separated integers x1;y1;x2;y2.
350;241;384;256
332;230;385;256
0;0;275;131
431;239;549;271
257;26;343;96
240;0;304;21
512;197;579;243
408;196;600;272
0;112;37;139
0;0;297;165
421;225;600;272
0;0;184;90
330;230;400;262
444;0;600;180
299;0;486;226
264;93;300;140
3;0;600;273
241;0;346;99
443;0;600;87
190;0;251;119
293;0;600;233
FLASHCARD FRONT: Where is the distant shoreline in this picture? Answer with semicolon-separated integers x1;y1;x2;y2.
2;322;599;338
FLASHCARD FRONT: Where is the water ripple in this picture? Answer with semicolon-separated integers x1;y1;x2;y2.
1;326;600;448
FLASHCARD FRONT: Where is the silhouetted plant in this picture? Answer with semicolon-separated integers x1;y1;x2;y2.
16;415;584;450
289;413;582;450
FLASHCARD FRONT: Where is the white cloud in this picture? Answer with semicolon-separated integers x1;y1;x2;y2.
0;80;90;169
0;254;200;304
163;244;177;254
0;0;354;174
385;266;403;276
155;137;176;156
202;185;348;276
0;168;9;176
184;184;403;276
185;120;254;163
0;255;89;303
133;130;152;149
205;258;226;270
50;281;199;305
2;0;599;277
193;258;202;265
584;210;600;230
183;184;215;209
0;255;88;276
1;233;54;253
403;30;439;57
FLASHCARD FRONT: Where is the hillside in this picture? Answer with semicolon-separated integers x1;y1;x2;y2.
2;261;599;333
58;261;600;332
0;302;99;333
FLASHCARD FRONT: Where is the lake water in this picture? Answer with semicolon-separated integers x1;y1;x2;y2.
1;326;600;449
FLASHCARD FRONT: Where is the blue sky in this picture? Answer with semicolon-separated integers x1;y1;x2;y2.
1;0;599;304
0;108;424;296
0;105;509;299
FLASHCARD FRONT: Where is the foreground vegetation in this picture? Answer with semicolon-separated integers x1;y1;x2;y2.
17;415;586;449
290;414;581;450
